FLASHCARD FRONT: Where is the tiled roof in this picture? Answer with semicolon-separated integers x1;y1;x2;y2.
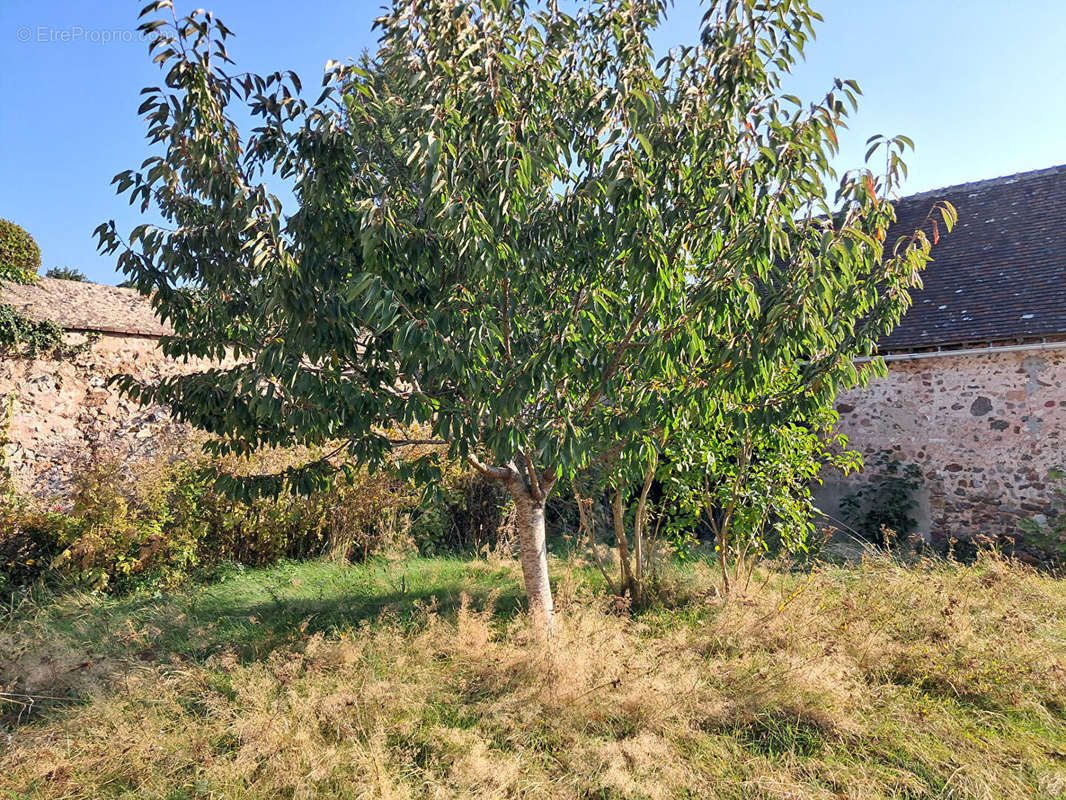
881;164;1066;351
0;277;171;337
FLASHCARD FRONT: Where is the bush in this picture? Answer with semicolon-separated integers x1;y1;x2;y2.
0;219;41;283
0;445;427;593
0;220;76;359
0;440;528;594
409;462;512;556
0;500;62;594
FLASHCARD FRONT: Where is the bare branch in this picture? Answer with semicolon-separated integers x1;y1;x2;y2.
523;452;543;502
467;454;512;482
576;490;617;595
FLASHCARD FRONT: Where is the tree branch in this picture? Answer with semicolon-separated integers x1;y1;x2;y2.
467;454;512;482
522;452;543;502
576;490;617;595
581;299;652;415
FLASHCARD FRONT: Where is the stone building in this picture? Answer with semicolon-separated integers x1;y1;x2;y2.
821;164;1066;544
0;277;194;497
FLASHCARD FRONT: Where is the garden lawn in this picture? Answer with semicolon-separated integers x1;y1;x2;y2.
3;552;1066;799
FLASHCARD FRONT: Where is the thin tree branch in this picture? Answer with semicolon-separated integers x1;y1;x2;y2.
522;452;543;502
501;277;512;363
539;466;557;498
576;490;617;595
581;298;652;415
467;455;512;482
632;449;658;600
613;486;634;597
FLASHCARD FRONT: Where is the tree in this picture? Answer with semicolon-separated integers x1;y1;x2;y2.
0;219;40;285
667;402;859;595
99;0;952;631
0;228;78;356
45;267;87;282
0;220;67;357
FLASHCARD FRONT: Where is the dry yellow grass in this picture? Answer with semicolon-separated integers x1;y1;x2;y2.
3;552;1066;799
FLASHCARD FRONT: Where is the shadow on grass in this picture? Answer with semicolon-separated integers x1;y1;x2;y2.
172;557;527;661
1;556;527;728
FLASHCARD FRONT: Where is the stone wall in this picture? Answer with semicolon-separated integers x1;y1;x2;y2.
820;345;1066;544
5;326;1065;544
0;332;200;498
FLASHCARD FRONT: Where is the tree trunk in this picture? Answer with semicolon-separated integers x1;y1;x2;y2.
511;485;553;633
469;456;556;634
631;452;658;608
612;487;635;598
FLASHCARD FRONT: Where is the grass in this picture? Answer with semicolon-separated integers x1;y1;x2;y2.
3;551;1066;798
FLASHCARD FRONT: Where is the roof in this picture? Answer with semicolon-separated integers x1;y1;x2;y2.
881;164;1066;352
0;277;171;337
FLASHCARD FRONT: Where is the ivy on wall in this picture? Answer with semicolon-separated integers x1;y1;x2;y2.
840;449;922;546
0;303;72;358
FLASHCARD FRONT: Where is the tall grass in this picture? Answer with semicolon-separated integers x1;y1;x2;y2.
3;552;1066;799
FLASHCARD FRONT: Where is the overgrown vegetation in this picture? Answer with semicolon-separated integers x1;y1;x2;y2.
7;0;1039;789
3;552;1065;799
841;449;923;546
0;218;40;283
0;443;510;595
1020;467;1066;562
0;303;82;358
0;219;86;357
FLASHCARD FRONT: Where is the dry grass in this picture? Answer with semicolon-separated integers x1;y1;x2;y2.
3;552;1066;799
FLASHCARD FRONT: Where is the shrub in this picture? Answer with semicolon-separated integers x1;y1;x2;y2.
197;449;420;568
409;463;512;556
0;445;427;593
0;219;41;283
0;500;63;594
0;223;83;357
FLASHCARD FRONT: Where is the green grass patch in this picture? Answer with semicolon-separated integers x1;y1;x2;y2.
3;555;524;666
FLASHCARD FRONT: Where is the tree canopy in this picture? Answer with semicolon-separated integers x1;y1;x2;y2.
45;267;87;282
0;219;40;285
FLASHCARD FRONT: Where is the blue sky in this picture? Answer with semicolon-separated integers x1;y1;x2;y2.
1;1;1064;284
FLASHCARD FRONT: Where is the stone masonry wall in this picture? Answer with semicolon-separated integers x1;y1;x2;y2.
5;326;1065;544
824;346;1066;543
0;332;202;498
